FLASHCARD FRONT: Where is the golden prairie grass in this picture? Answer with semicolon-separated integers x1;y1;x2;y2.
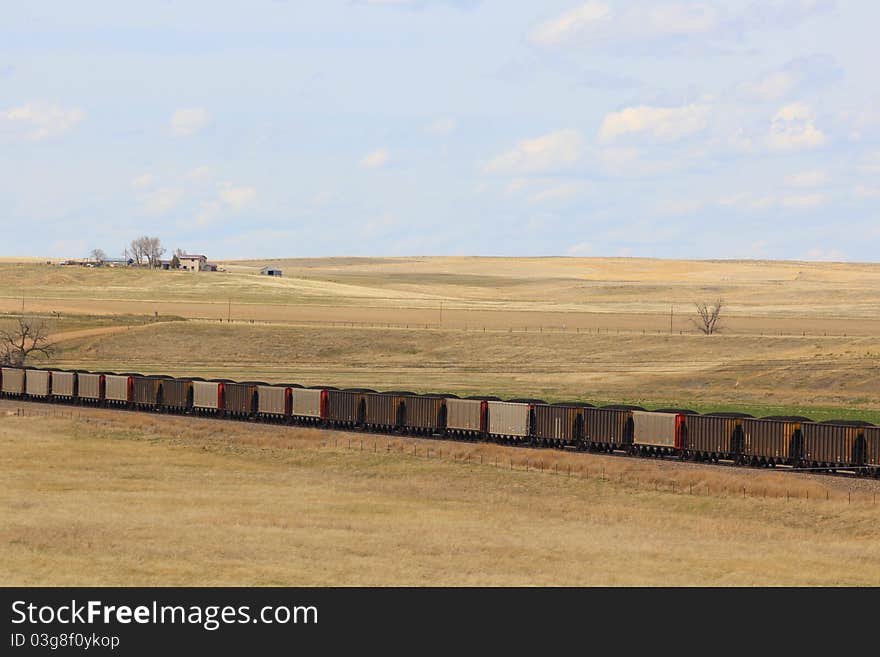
3;257;880;333
45;320;880;418
1;402;879;586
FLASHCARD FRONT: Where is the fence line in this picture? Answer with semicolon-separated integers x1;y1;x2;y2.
7;403;878;506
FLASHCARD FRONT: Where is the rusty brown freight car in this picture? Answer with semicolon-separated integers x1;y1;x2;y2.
686;414;745;461
223;382;260;417
131;375;169;409
533;403;588;447
364;392;405;430
25;369;51;398
801;421;869;468
741;417;805;465
1;367;25;396
325;389;370;426
865;426;880;469
582;407;635;451
405;395;445;433
162;378;193;411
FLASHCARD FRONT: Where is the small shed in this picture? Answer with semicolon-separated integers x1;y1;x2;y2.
260;267;283;277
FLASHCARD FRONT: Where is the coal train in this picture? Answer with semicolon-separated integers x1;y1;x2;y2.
2;365;878;476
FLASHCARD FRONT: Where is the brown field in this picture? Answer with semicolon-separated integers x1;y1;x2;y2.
2;401;879;586
4;256;880;585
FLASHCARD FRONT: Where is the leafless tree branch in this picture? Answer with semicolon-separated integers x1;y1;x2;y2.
692;298;724;335
0;317;56;366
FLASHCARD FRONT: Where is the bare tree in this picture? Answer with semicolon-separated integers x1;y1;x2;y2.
145;237;166;268
128;236;165;268
692;298;724;335
0;317;56;366
129;237;147;267
89;248;107;262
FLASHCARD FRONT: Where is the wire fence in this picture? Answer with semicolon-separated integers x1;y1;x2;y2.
7;404;879;507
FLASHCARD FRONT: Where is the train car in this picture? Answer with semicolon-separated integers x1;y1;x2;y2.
533;403;592;448
801;420;871;470
257;384;291;420
404;394;446;434
0;366;26;397
223;382;261;418
104;373;133;406
741;417;808;466
363;392;406;431
192;379;225;415
24;368;51;399
632;410;688;456
131;375;170;410
161;378;194;413
445;398;488;438
865;426;880;473
686;413;748;462
77;372;105;404
325;389;372;427
49;369;77;401
291;387;325;423
487;400;536;443
582;406;637;451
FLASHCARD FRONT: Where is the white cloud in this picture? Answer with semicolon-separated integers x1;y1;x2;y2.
170;108;210;137
784;169;827;187
738;54;842;103
529;1;829;51
185;165;212;181
598;104;709;143
739;71;796;102
218;185;256;210
598;147;639;175
529;181;589;203
426;117;457;135
484;129;583;174
362;212;397;237
361;148;389;168
1;102;84;141
656;198;702;215
141;187;184;215
131;173;156;190
768;102;825;150
529;2;611;46
196;200;222;227
803;247;844;261
566;242;593;255
853;185;880;199
781;193;825;209
718;191;825;211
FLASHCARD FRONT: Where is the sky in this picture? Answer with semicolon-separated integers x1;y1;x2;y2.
1;0;878;261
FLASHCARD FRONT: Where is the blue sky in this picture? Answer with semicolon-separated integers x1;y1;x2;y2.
1;1;878;261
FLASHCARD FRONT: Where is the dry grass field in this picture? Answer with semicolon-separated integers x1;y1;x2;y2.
3;257;880;334
3;256;880;585
2;401;879;586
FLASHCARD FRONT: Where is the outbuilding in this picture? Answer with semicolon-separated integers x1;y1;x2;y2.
260;267;283;277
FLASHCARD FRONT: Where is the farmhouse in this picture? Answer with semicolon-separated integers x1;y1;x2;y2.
180;254;208;272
